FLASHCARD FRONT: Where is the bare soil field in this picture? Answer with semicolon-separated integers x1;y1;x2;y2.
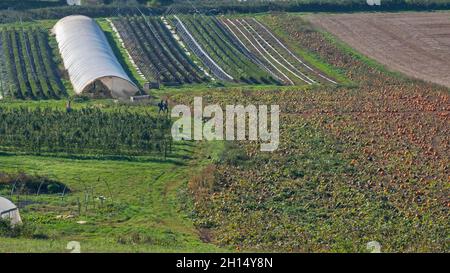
309;12;450;88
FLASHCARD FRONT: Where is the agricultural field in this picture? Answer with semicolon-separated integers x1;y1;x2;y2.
0;2;448;256
221;17;337;85
0;107;172;156
0;14;336;100
173;13;449;252
171;15;280;85
0;26;65;100
112;16;208;86
309;12;450;88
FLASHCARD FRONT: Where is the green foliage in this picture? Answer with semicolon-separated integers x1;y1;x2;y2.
0;218;37;239
219;142;249;166
0;107;172;156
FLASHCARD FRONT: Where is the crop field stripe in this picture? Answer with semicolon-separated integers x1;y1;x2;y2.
213;16;280;83
143;17;194;83
2;30;20;98
129;18;167;81
173;15;233;81
114;18;158;82
0;26;66;100
35;29;65;98
129;18;173;81
242;19;315;84
27;29;52;98
202;16;277;84
227;19;295;85
224;18;294;85
196;17;247;77
134;18;183;83
251;18;337;84
218;18;282;83
36;29;65;98
203;17;248;66
107;18;147;83
153;19;205;83
162;17;214;81
238;19;313;85
136;5;195;84
19;28;41;98
147;19;193;83
182;16;236;81
138;17;190;84
129;17;173;82
0;33;9;98
199;16;264;82
244;19;317;84
11;30;32;98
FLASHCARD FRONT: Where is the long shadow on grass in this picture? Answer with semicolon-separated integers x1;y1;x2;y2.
0;151;188;165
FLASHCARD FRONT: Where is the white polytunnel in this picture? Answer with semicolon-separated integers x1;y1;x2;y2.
52;15;139;99
0;196;22;226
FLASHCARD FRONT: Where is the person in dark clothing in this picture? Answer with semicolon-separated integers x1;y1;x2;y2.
158;100;164;114
66;100;73;113
163;100;169;113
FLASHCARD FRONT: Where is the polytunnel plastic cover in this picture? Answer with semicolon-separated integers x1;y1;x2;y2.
53;15;139;99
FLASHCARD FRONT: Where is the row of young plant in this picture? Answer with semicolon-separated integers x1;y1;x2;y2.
0;107;173;157
0;26;65;100
175;15;277;85
243;18;336;85
0;35;7;98
220;18;297;85
114;16;207;86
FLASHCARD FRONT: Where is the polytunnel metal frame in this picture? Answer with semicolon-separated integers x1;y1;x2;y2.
52;15;139;99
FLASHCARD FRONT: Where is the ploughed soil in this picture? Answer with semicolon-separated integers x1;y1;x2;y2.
309;12;450;88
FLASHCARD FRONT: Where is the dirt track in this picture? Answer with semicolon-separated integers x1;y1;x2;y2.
309;12;450;88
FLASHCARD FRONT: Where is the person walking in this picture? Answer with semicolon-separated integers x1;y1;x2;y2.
158;100;164;114
164;99;169;114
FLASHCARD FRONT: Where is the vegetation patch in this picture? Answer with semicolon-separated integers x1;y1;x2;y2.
0;172;69;195
179;14;449;252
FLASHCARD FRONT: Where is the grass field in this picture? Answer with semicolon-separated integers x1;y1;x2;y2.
0;138;228;253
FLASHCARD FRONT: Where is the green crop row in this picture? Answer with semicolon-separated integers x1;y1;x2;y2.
176;15;277;85
0;26;66;100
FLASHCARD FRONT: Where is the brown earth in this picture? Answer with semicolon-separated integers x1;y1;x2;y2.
309;12;450;88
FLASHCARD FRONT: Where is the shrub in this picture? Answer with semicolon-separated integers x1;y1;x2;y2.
0;218;33;238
